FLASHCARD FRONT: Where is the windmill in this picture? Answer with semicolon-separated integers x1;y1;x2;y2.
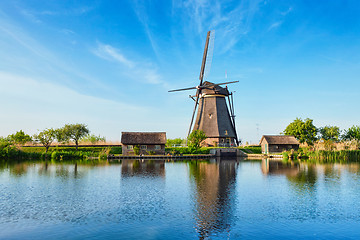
169;30;239;147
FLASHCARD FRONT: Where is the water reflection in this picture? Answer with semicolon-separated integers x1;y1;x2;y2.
189;160;238;239
121;160;165;177
0;160;106;180
261;159;300;177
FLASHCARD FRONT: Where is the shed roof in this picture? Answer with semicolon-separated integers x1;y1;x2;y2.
260;135;299;145
121;132;166;145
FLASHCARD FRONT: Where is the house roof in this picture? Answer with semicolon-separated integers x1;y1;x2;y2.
121;132;166;145
260;135;299;145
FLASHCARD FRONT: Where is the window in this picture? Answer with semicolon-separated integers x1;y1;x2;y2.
155;145;161;150
141;145;147;150
127;145;133;150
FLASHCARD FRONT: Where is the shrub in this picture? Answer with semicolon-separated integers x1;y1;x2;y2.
133;145;140;155
147;150;156;155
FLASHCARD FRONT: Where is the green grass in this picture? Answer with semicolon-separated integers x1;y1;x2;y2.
165;147;211;155
0;145;122;161
238;146;262;154
21;146;122;155
305;150;360;163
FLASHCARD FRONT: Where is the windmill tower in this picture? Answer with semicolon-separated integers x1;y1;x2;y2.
169;31;239;147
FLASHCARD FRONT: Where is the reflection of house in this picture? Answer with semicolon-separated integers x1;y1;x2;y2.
121;132;166;155
260;135;299;154
261;159;299;176
121;160;165;177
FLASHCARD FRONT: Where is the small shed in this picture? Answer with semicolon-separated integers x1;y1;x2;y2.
121;132;166;155
259;135;299;154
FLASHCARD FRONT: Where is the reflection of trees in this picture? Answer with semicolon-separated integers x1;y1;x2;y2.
287;164;317;189
346;163;360;181
323;164;341;182
188;160;238;239
1;160;107;179
121;160;165;177
9;162;29;176
286;164;319;220
0;160;27;176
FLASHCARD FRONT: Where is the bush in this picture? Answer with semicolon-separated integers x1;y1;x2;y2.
165;147;211;155
51;151;58;160
133;145;140;155
147;150;156;155
282;151;289;160
20;146;122;157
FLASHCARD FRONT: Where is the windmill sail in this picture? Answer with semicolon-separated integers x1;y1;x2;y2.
203;30;215;80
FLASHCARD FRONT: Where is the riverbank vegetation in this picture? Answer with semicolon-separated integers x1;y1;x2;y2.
0;124;117;161
282;118;360;162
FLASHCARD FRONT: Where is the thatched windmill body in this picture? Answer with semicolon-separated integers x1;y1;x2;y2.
169;31;239;147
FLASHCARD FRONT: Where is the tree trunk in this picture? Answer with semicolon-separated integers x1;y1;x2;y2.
75;140;78;151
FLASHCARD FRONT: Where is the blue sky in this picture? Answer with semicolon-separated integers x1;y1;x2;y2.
1;0;360;144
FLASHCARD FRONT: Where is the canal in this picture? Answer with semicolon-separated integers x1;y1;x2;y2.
1;159;360;239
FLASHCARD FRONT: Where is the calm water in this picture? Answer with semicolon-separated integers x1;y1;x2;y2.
1;159;360;239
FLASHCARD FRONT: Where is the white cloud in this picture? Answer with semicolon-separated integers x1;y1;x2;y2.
173;0;264;54
281;7;293;16
93;42;167;87
268;21;283;31
130;0;161;59
0;15;108;91
93;43;135;68
0;72;147;140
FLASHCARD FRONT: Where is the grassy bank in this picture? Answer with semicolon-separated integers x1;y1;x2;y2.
0;145;122;161
165;147;211;155
282;148;360;163
238;146;262;154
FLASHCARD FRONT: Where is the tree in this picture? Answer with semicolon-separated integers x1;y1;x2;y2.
0;137;16;159
80;134;106;144
62;123;90;150
283;118;317;145
8;130;32;145
342;125;360;141
187;130;207;152
166;138;185;147
54;127;68;144
319;126;340;141
33;128;56;153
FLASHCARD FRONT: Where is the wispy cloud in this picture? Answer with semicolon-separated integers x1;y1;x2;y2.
268;21;283;31
0;13;110;91
129;0;161;60
16;3;96;23
173;0;264;54
0;71;146;140
93;42;167;87
19;9;42;23
93;43;135;68
281;7;293;16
